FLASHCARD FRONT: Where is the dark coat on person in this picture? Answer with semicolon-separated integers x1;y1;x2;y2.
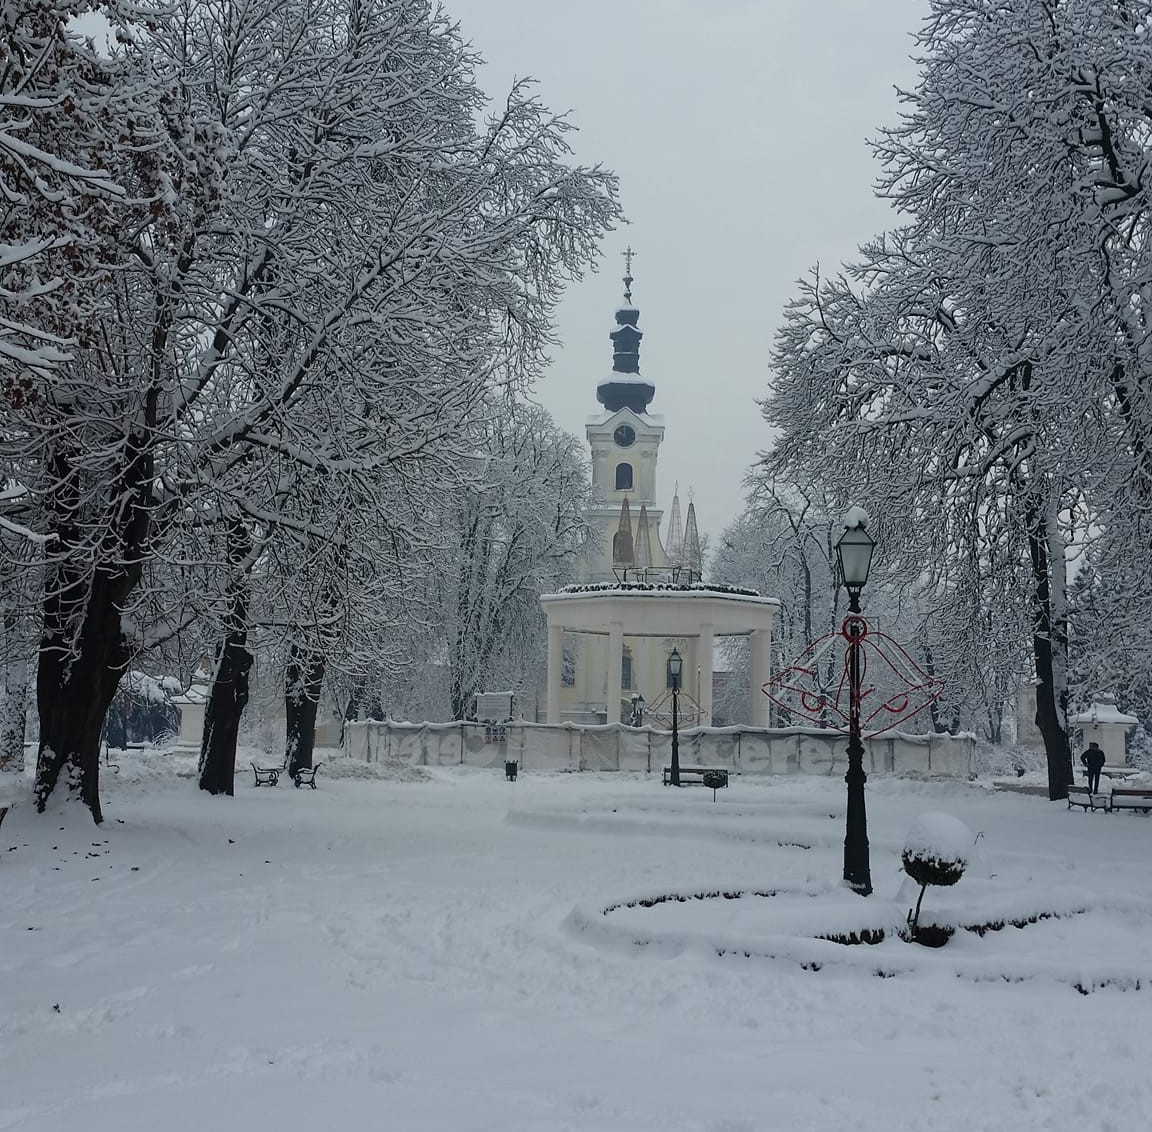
1080;743;1106;772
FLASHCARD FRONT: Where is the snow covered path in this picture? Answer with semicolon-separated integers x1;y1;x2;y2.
2;761;1150;1131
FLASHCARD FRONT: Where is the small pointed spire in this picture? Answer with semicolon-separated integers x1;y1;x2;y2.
666;483;683;565
612;497;634;566
683;501;702;582
635;504;653;568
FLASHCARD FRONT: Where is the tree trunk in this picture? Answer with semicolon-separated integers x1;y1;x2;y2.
0;675;26;769
198;630;252;796
985;706;1003;745
1027;498;1072;800
34;570;131;823
1;608;30;769
199;524;253;796
923;644;945;733
285;645;326;777
450;673;470;723
34;427;154;819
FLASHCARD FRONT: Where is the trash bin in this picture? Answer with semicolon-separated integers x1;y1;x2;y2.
505;760;518;781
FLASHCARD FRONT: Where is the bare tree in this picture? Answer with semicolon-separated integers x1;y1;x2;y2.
6;0;619;820
432;400;592;721
761;0;1152;797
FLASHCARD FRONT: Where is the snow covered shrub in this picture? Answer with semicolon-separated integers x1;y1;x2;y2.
105;673;181;749
1127;725;1152;773
972;739;1046;779
902;812;973;945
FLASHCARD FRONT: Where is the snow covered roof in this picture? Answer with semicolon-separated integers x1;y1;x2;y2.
597;373;654;386
555;581;778;605
1073;693;1138;727
586;410;664;427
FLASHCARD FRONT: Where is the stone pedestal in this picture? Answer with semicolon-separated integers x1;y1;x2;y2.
171;665;212;753
1073;692;1137;764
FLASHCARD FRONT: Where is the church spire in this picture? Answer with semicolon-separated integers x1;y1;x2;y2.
683;500;703;583
634;503;653;568
666;482;683;565
597;247;655;414
612;497;634;566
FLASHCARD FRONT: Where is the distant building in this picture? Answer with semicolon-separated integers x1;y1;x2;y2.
546;252;776;726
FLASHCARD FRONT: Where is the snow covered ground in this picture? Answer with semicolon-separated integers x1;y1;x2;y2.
2;754;1150;1131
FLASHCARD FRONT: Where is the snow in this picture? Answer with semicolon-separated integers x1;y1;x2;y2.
841;504;871;530
3;754;1152;1131
1073;693;1139;727
597;373;654;386
902;810;974;864
122;671;180;705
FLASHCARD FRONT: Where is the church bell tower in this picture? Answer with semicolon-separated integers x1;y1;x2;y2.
583;250;667;580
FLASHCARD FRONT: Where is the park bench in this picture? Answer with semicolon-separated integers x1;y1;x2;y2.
663;766;729;790
0;804;8;830
250;762;319;788
1066;785;1106;812
292;765;319;789
251;762;282;787
1107;787;1152;813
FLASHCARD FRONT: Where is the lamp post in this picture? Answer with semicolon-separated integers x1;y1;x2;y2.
835;513;876;897
668;648;683;786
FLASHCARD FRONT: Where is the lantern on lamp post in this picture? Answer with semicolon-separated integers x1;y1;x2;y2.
629;691;645;727
835;512;876;896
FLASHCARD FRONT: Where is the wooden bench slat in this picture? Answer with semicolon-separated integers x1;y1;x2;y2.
1067;786;1106;811
1107;787;1152;813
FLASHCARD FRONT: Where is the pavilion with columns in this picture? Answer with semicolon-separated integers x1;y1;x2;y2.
539;251;778;727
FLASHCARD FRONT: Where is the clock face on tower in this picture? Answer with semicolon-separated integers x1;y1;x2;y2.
613;424;636;448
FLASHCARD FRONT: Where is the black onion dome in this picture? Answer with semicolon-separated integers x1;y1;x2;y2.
597;255;654;412
596;375;655;413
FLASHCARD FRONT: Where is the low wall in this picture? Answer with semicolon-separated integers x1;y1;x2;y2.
343;720;974;778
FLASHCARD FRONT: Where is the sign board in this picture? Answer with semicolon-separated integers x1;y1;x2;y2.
475;691;514;722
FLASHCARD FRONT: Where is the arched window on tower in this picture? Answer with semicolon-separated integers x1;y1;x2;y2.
615;462;633;491
621;646;633;691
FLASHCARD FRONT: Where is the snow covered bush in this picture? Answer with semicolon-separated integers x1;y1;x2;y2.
1127;726;1152;774
902;812;973;944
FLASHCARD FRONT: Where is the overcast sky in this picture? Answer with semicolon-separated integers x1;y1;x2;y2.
448;0;926;543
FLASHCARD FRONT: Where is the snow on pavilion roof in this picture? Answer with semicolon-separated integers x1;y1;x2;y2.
540;583;779;637
1073;694;1138;726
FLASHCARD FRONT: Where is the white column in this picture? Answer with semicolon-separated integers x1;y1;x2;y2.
749;628;772;728
607;621;624;724
698;624;715;726
546;620;564;724
638;637;651;705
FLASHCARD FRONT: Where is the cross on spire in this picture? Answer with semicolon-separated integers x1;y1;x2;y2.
622;246;635;302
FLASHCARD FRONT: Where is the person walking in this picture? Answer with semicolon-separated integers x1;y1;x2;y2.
1081;740;1106;794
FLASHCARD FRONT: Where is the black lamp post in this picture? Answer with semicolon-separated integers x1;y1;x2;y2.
835;515;876;897
668;648;683;786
